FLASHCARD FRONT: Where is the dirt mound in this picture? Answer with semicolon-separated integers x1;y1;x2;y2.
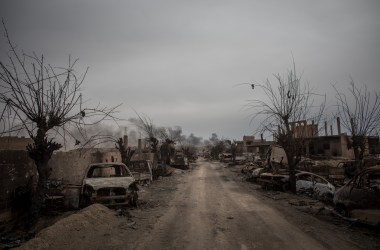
17;204;119;250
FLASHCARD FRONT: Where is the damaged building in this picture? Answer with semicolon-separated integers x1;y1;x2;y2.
295;118;379;159
241;117;379;161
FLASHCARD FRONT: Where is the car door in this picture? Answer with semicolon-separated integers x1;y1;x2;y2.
296;173;313;193
312;175;330;196
348;170;380;209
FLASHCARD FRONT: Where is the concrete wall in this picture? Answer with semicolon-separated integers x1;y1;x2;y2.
50;148;121;185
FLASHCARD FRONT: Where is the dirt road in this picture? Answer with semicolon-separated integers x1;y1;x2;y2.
133;160;360;250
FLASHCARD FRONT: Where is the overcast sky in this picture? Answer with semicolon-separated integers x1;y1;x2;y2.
1;0;379;141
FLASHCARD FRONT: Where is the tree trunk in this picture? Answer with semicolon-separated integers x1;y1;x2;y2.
26;128;61;227
287;153;297;193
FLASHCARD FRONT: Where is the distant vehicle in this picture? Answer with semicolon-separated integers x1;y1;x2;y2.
128;160;153;185
234;156;246;165
171;151;189;169
80;163;138;207
219;153;232;163
333;166;380;226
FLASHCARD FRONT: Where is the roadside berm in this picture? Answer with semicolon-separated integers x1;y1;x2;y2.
17;204;122;250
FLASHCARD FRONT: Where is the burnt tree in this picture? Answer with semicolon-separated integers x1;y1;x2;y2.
129;113;160;154
247;63;325;193
333;80;380;163
115;137;135;166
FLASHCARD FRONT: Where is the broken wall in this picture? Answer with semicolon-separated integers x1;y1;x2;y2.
307;135;355;158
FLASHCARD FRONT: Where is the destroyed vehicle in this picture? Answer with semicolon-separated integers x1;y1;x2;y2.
80;163;138;207
284;172;335;199
333;166;380;226
219;153;232;163
258;170;335;198
171;152;189;169
246;167;264;182
128;160;153;185
234;156;246;165
257;171;289;191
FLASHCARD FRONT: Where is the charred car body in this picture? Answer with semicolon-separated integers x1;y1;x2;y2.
258;170;335;199
80;163;138;207
333;166;380;226
128;160;153;185
171;151;189;169
290;172;335;199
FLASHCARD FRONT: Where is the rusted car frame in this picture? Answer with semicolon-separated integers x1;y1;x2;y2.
128;160;153;185
258;170;335;199
80;163;138;207
333;166;380;226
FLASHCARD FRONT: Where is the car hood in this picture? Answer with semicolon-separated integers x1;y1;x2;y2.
84;177;135;190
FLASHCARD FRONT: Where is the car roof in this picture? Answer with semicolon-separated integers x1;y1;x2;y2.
296;171;329;180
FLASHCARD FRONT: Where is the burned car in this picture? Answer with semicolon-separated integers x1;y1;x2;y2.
171;151;189;169
258;171;335;199
333;166;380;225
246;167;264;182
128;160;153;185
293;172;335;199
80;163;138;207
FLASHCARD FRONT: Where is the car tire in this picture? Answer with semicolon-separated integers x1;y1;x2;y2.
79;196;90;208
282;183;290;192
130;191;139;207
336;204;350;217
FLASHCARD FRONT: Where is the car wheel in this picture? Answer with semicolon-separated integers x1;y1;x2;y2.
130;191;139;207
282;183;290;192
336;203;349;217
79;196;90;208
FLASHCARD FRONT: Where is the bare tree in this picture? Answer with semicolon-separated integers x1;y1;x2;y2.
226;140;238;164
129;113;159;153
180;133;203;161
0;22;119;220
206;133;227;160
247;63;325;193
115;137;135;166
333;79;380;162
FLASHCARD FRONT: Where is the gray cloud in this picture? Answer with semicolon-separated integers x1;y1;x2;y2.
1;0;379;140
